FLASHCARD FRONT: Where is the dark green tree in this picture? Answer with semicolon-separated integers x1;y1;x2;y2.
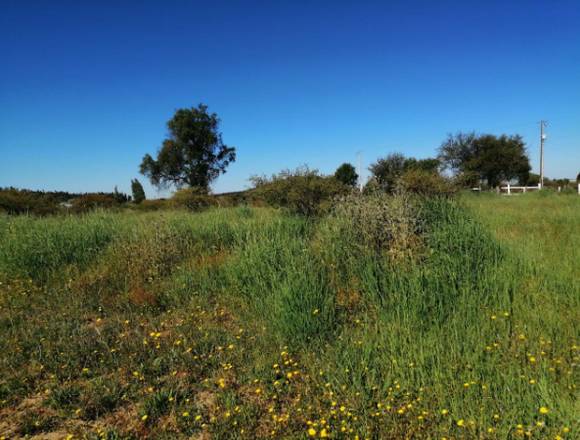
140;104;236;191
112;186;130;203
439;132;530;187
368;152;406;192
526;173;540;186
334;163;358;187
131;178;146;203
403;157;440;173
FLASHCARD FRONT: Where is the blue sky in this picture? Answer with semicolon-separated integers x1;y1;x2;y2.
1;0;579;197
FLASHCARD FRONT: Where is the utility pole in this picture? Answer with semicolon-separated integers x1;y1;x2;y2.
356;151;363;192
540;120;547;188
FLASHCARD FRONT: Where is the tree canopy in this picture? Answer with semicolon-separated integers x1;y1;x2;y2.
334;163;358;187
438;132;530;187
140;104;236;191
369;153;440;192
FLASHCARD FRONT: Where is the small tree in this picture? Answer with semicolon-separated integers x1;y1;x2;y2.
334;163;358;187
131;179;146;204
527;173;540;186
140;104;236;192
368;152;406;192
369;153;440;192
112;186;130;203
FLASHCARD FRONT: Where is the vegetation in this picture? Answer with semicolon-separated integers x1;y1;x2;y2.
368;153;441;193
249;167;349;216
0;192;577;439
131;179;146;204
396;168;456;197
438;132;531;187
140;104;236;191
334;163;358;187
0;188;131;216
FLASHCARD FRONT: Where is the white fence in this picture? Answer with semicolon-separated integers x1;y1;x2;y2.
499;183;580;195
499;183;541;195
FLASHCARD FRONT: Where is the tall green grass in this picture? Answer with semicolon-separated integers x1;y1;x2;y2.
0;196;576;439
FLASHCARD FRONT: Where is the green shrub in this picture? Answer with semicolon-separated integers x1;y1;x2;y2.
0;188;59;215
171;187;216;211
47;383;81;409
132;198;170;211
72;194;120;213
250;167;348;216
80;377;125;420
396;169;456;196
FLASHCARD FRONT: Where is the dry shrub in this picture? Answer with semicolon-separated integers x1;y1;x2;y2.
331;192;424;261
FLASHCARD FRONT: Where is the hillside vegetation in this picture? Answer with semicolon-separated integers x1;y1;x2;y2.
0;194;577;439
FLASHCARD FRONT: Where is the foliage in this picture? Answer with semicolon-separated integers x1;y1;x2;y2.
112;186;131;203
526;172;540;186
0;187;130;216
326;192;424;259
397;168;456;196
403;157;440;173
0;197;577;438
0;188;59;215
369;153;441;192
131;179;146;204
548;178;571;189
131;198;169;211
140;104;236;190
368;152;407;192
438;132;531;187
71;194;121;213
334;163;358;187
171;187;216;212
250;166;348;216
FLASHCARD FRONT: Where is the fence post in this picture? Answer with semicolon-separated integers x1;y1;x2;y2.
507;183;511;195
523;186;526;193
578;183;580;195
538;182;541;190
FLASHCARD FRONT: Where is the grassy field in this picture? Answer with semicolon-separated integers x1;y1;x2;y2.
0;193;577;439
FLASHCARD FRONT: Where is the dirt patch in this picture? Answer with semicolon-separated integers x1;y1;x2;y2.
128;285;158;307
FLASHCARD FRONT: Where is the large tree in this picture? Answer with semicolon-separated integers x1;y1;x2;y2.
438;132;530;187
334;163;358;187
140;104;236;191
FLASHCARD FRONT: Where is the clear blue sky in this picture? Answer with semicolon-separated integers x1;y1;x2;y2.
1;0;579;197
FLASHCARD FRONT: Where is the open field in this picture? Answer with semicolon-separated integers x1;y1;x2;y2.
0;194;578;439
